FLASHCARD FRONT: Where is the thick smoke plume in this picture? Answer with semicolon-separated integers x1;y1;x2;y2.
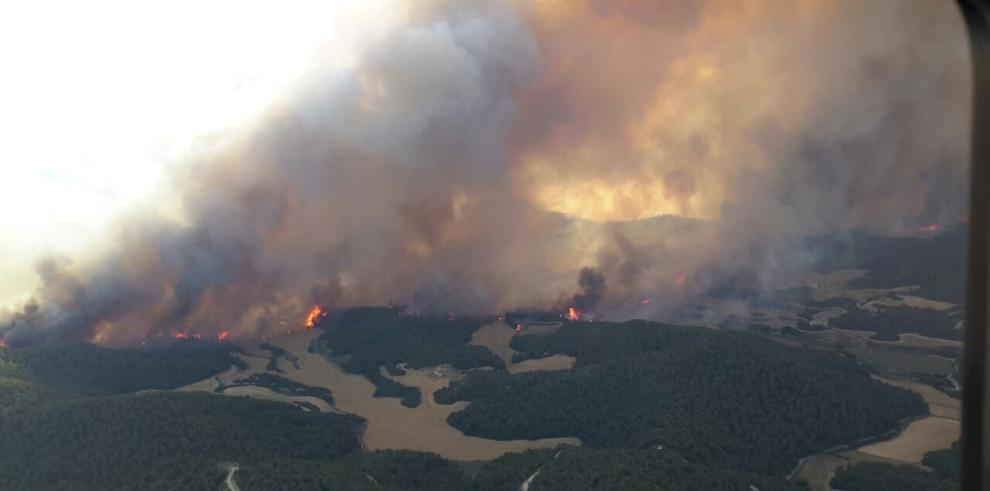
569;267;606;313
0;0;970;346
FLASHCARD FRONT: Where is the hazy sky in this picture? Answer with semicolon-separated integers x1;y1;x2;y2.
0;1;971;345
0;0;405;308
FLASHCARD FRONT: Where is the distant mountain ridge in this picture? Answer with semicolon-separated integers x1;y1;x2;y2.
805;225;967;302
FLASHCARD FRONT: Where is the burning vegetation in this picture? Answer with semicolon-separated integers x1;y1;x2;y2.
0;0;969;348
303;305;326;329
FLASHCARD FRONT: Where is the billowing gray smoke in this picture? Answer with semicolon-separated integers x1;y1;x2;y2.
0;0;971;346
569;267;606;314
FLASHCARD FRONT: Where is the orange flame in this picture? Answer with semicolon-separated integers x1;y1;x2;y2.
918;223;939;233
174;332;189;339
675;273;687;286
640;298;652;305
566;307;581;320
0;338;6;349
217;330;230;342
304;305;324;328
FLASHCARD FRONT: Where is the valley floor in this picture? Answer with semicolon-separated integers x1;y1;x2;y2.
182;329;580;461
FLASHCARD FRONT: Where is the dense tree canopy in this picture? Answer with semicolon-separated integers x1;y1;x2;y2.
0;341;240;394
530;448;805;491
438;321;926;475
220;372;336;406
807;226;966;302
0;392;364;490
0;306;941;489
830;442;960;491
830;306;961;341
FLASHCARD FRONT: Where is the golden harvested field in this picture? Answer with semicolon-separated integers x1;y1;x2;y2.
855;377;960;463
861;294;955;312
266;331;580;460
810;284;916;303
470;322;575;373
874;333;963;350
221;385;334;412
177;351;270;392
809;308;846;327
873;377;960;420
792;376;960;489
791;453;848;491
793;450;928;491
857;417;958;463
179;328;579;460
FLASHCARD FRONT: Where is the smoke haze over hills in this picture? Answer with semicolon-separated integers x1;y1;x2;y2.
0;0;970;346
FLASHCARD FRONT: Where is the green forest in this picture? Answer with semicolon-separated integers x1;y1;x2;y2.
527;448;804;491
0;340;241;394
829;306;962;341
220;372;336;406
0;391;364;490
232;446;805;491
437;321;926;475
0;309;944;489
807;226;966;302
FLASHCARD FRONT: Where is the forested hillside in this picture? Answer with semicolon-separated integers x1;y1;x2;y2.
437;321;926;475
318;307;502;406
528;448;804;491
0;310;938;489
0;340;240;394
232;446;806;491
807;226;966;302
510;319;705;365
829;306;962;341
0;392;364;490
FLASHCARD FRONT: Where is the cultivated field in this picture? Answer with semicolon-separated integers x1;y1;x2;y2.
221;385;334;413
178;330;580;460
874;333;963;350
793;453;848;491
853;377;959;462
809;308;846;327
793;450;925;491
810;284;916;303
267;331;579;460
861;294;955;312
178;351;270;392
470;322;575;373
857;417;958;463
791;375;960;490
